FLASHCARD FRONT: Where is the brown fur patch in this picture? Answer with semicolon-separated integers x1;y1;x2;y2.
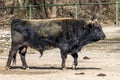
36;22;62;37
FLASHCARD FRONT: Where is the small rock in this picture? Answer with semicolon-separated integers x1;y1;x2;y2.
97;73;106;76
83;56;90;60
0;48;3;53
75;72;85;75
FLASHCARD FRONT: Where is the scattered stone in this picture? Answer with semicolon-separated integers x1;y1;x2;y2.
0;48;3;53
83;56;90;60
97;73;106;76
75;72;85;75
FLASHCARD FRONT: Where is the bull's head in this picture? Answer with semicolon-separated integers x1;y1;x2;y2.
86;15;106;42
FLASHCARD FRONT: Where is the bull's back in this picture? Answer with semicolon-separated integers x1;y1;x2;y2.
11;18;85;41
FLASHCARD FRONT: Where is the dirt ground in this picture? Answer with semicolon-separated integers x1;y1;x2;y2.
0;26;120;80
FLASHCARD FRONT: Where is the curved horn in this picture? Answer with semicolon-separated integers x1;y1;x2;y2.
91;15;96;21
91;15;99;24
88;15;99;24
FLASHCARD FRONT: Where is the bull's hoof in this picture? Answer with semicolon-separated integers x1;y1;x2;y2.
72;65;77;70
6;66;11;70
26;67;30;70
62;67;67;71
22;66;29;70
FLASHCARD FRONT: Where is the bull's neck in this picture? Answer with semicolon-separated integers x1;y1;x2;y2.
79;29;95;47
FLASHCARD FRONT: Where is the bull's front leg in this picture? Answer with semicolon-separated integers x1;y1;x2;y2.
60;50;67;70
71;52;78;70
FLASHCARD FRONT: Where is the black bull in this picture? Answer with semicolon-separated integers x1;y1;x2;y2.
6;18;105;70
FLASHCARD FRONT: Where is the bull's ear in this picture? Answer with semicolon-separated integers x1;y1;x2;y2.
85;22;93;29
88;20;92;23
85;20;93;29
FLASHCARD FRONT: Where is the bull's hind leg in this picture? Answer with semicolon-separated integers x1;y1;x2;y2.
6;48;18;70
19;46;29;69
71;53;78;70
12;53;17;66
